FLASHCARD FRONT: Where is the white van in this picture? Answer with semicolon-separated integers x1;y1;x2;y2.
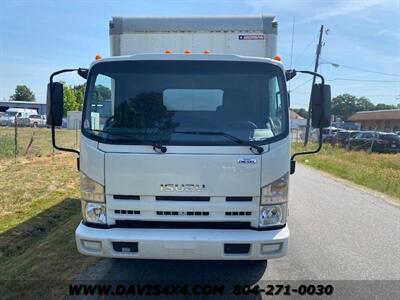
3;108;37;126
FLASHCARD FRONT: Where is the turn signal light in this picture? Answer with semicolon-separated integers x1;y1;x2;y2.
95;54;103;60
273;55;281;61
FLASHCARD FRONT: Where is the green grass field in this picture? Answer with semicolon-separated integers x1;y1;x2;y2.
293;142;400;200
0;154;99;299
0;128;97;298
0;127;78;162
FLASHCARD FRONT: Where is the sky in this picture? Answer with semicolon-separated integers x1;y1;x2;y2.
0;0;399;108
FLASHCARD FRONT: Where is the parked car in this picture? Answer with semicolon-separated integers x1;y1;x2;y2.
0;112;8;126
1;111;30;127
348;131;400;153
336;130;362;147
323;131;339;144
29;114;46;127
321;127;340;142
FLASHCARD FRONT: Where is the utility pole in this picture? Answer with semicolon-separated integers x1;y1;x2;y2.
304;25;324;146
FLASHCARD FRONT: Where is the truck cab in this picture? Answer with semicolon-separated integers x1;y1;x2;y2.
46;16;331;260
77;53;289;259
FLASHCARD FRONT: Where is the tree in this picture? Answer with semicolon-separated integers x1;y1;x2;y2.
73;84;85;111
63;84;79;116
356;96;375;112
10;85;36;102
60;83;87;116
292;108;309;119
92;84;111;104
332;94;375;120
375;103;396;110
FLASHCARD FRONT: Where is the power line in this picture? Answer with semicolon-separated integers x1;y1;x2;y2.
289;16;295;70
292;31;319;66
288;16;296;91
327;78;400;82
288;78;313;92
291;91;399;97
321;57;400;77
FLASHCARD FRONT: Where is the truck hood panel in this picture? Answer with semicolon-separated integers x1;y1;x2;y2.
105;153;260;196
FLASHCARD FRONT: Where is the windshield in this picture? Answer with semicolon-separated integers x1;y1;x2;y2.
83;60;288;146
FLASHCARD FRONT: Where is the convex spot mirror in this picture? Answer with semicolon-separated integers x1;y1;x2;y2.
311;83;331;128
46;82;64;127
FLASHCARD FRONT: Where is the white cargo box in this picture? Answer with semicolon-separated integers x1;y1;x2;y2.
109;16;277;58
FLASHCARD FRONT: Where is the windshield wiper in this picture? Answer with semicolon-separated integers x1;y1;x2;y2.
89;129;167;153
173;131;264;154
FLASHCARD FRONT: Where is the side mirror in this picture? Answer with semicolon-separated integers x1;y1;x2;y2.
46;82;64;126
311;83;331;128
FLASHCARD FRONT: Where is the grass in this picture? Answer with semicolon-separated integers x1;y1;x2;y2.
292;142;400;200
0;127;78;163
0;150;99;299
0;134;14;159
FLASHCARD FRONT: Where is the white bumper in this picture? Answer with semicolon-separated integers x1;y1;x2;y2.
75;223;289;260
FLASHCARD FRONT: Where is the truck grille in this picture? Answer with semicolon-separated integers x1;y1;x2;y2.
112;196;253;202
115;210;140;215
113;220;252;229
155;196;210;201
108;195;258;227
113;195;140;200
225;211;252;216
225;197;252;202
156;211;209;216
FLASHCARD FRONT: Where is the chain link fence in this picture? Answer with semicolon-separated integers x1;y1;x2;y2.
0;121;79;164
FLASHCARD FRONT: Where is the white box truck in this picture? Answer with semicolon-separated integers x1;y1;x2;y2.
46;16;331;260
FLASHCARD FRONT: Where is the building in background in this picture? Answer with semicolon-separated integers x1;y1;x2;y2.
289;109;306;129
67;111;82;129
0;100;47;115
348;109;400;132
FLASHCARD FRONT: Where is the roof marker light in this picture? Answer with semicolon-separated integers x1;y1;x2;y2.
183;50;192;54
95;54;103;60
273;55;281;61
203;50;210;54
164;50;172;54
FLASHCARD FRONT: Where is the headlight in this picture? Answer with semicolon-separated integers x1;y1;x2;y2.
261;173;288;204
259;204;286;227
82;201;107;224
80;173;104;202
259;173;288;228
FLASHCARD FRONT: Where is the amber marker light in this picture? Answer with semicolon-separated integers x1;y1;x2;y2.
273;55;281;61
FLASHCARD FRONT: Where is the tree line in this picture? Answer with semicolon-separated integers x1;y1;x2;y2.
9;84;85;116
293;93;398;121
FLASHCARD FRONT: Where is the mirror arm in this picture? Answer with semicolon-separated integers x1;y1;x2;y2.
50;68;79;84
290;130;323;175
293;70;325;85
289;70;326;175
49;68;81;156
291;129;323;161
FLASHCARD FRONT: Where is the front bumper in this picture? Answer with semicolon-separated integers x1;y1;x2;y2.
75;222;289;260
